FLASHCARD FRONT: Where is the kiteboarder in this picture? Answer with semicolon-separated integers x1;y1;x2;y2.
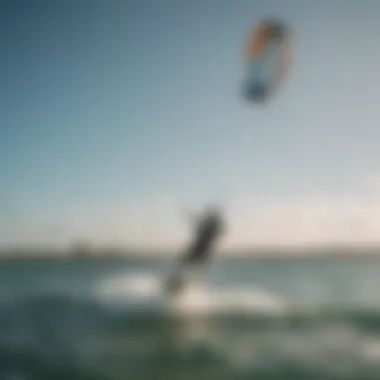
165;205;225;295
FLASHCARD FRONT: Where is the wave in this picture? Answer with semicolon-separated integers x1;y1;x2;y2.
3;270;380;326
3;277;380;380
97;271;287;317
3;297;380;380
98;271;163;300
3;262;380;379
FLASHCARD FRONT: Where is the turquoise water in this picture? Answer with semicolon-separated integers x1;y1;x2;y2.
2;256;380;379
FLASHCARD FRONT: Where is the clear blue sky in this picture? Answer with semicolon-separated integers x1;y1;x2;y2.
1;0;380;249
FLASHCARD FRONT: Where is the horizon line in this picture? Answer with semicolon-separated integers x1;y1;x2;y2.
2;243;380;257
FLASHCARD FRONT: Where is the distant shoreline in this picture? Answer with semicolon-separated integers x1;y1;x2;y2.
1;246;380;261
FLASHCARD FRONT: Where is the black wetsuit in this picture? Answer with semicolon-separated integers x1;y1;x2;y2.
166;213;224;295
183;213;223;265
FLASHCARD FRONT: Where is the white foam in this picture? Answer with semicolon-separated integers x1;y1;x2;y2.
98;272;286;316
170;283;286;316
361;338;380;363
98;272;162;300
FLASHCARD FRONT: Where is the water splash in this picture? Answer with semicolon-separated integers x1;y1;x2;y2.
97;271;286;317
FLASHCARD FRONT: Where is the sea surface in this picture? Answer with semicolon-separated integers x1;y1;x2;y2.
2;255;380;380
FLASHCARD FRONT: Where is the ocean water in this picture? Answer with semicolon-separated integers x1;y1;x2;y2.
1;256;380;380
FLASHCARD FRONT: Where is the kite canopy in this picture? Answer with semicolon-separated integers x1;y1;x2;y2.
243;18;292;103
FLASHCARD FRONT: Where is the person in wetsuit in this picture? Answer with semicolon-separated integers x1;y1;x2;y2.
166;206;225;295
